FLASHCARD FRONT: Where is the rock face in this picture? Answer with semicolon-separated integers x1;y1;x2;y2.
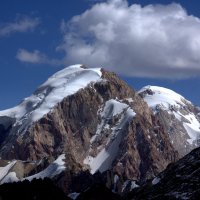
127;146;200;200
0;65;188;194
139;86;200;157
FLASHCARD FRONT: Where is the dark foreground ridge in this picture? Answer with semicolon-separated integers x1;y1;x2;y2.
0;178;69;200
126;146;200;200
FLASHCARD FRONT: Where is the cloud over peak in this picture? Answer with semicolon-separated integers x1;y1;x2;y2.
0;16;40;37
16;49;61;66
16;49;45;63
59;0;200;79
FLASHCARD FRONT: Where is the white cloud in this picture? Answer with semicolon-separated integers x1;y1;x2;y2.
16;49;61;65
58;0;200;79
0;16;40;37
85;0;107;2
16;49;45;63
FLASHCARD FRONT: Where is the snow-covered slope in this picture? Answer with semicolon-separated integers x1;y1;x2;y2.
1;172;19;184
84;99;136;174
139;86;200;155
0;65;102;131
0;161;17;183
0;154;66;184
24;154;66;181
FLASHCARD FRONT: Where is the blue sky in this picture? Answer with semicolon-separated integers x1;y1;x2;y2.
1;0;200;109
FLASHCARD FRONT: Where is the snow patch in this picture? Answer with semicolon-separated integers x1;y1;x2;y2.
113;174;120;192
183;124;200;145
100;99;130;118
114;174;119;184
1;172;19;184
152;177;161;185
24;154;65;181
0;161;17;182
173;111;200;145
130;181;139;190
122;180;129;193
121;180;139;192
125;98;134;103
68;192;80;200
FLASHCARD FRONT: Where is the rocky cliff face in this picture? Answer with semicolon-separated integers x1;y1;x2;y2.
0;65;187;195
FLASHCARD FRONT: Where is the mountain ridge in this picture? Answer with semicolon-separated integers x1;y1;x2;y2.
0;65;199;197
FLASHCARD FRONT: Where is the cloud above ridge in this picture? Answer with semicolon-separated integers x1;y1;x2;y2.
16;49;61;66
58;0;200;79
0;16;40;37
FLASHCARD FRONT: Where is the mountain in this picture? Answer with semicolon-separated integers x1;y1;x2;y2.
0;65;198;197
0;65;179;193
139;86;200;157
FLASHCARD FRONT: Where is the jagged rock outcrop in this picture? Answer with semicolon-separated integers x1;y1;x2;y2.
0;65;180;194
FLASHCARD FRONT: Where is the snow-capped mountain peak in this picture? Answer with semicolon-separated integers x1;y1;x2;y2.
0;64;102;131
139;85;200;155
138;85;191;112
